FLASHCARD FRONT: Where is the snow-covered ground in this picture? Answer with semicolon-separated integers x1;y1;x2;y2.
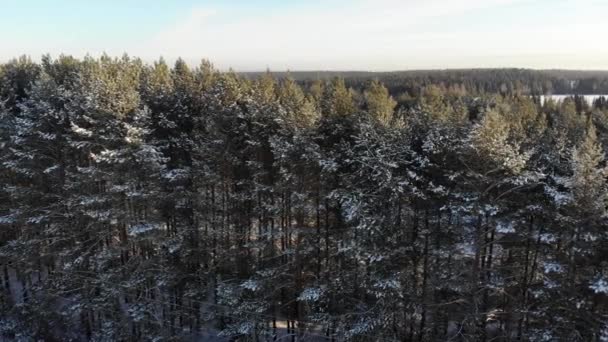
538;94;608;105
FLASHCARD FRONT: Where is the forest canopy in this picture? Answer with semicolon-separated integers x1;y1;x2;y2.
1;55;608;341
245;68;608;96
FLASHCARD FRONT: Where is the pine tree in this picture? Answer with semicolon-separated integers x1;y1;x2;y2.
0;55;40;113
570;123;606;214
324;77;355;117
472;109;530;174
277;75;318;128
363;79;397;125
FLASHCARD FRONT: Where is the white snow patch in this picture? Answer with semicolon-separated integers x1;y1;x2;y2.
43;165;59;174
71;123;93;137
240;279;260;292
542;262;563;274
496;222;515;234
540;233;557;244
591;278;608;294
128;223;159;236
297;287;323;302
0;215;16;224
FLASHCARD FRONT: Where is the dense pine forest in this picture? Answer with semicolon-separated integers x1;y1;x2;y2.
245;69;608;98
2;55;608;341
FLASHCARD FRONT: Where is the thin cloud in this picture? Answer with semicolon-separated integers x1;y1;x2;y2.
133;0;542;70
43;0;608;71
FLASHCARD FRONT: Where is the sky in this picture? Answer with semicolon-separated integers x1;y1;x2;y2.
1;0;608;71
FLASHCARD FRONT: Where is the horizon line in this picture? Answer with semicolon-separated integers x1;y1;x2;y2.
3;53;608;74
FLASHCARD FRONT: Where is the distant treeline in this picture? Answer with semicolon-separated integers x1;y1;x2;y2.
244;68;608;98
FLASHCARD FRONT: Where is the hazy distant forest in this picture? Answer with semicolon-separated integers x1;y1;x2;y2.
3;55;608;342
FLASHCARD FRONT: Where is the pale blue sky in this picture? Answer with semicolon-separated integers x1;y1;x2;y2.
1;0;607;70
